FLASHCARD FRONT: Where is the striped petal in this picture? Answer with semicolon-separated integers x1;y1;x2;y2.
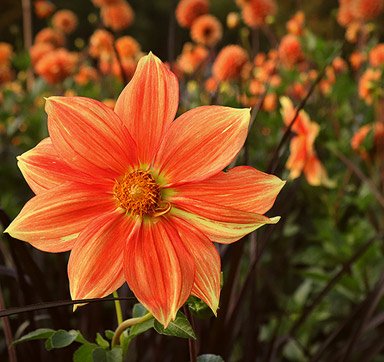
17;137;89;194
153;106;250;186
69;211;137;302
172;216;221;314
124;218;195;327
46;96;138;181
4;182;115;252
171;166;285;215
114;53;179;167
171;201;280;244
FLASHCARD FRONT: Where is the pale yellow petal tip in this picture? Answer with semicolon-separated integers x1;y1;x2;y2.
269;216;281;224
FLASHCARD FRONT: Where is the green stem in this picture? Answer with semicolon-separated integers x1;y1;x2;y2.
113;291;123;325
111;313;153;347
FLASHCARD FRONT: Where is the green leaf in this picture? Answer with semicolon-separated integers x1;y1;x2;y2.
48;329;78;349
104;330;115;341
96;333;110;349
197;355;225;362
132;303;147;318
92;347;123;362
11;328;55;347
73;343;98;362
154;312;196;339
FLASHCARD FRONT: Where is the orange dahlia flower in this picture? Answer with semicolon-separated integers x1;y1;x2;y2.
101;1;135;31
89;29;115;59
241;0;277;28
52;9;78;34
0;43;13;66
74;65;99;85
115;36;140;59
34;28;65;48
30;43;54;67
280;97;332;187
190;14;223;47
6;53;284;327
212;45;249;81
286;11;305;36
34;0;56;19
278;34;304;69
351;0;384;21
175;0;210;28
177;43;208;75
369;44;384;67
35;48;78;84
358;68;382;105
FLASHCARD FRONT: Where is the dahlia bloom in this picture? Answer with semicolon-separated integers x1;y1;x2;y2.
52;9;78;34
100;1;135;31
34;0;56;19
212;45;249;81
241;0;277;28
280;97;332;187
175;0;210;29
6;53;284;327
278;34;304;69
190;14;223;47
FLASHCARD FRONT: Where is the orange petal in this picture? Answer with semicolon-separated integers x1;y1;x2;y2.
171;200;280;244
304;153;335;187
286;135;307;180
4;182;115;252
17;137;89;194
46;96;138;181
171;166;285;215
69;211;137;302
154;106;250;186
124;218;195;327
172;216;221;314
114;53;179;166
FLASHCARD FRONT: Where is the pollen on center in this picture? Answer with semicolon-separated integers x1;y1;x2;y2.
113;170;161;217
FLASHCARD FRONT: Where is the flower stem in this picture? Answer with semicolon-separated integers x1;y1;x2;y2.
184;305;197;362
113;291;123;325
113;291;124;345
111;313;153;347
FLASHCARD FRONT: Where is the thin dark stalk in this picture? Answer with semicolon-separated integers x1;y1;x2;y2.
183;305;197;362
333;149;384;208
0;296;136;318
113;41;128;85
167;0;176;70
0;282;18;362
340;269;384;362
290;233;381;336
21;0;33;91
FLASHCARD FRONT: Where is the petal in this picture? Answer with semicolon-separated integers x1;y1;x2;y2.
69;211;136;302
114;53;179;166
17;137;88;194
304;153;335;188
124;217;195;327
5;182;115;252
286;136;307;180
46;96;138;180
153;106;250;186
171;166;285;215
171;201;280;244
172;216;221;314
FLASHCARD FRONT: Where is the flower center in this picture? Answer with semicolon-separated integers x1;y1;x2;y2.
113;170;161;217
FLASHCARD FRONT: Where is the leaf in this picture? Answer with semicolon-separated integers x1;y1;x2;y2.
92;347;123;362
154;312;196;339
11;328;55;347
73;343;98;362
132;303;147;318
48;329;78;349
105;330;115;340
197;355;225;362
96;333;110;349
